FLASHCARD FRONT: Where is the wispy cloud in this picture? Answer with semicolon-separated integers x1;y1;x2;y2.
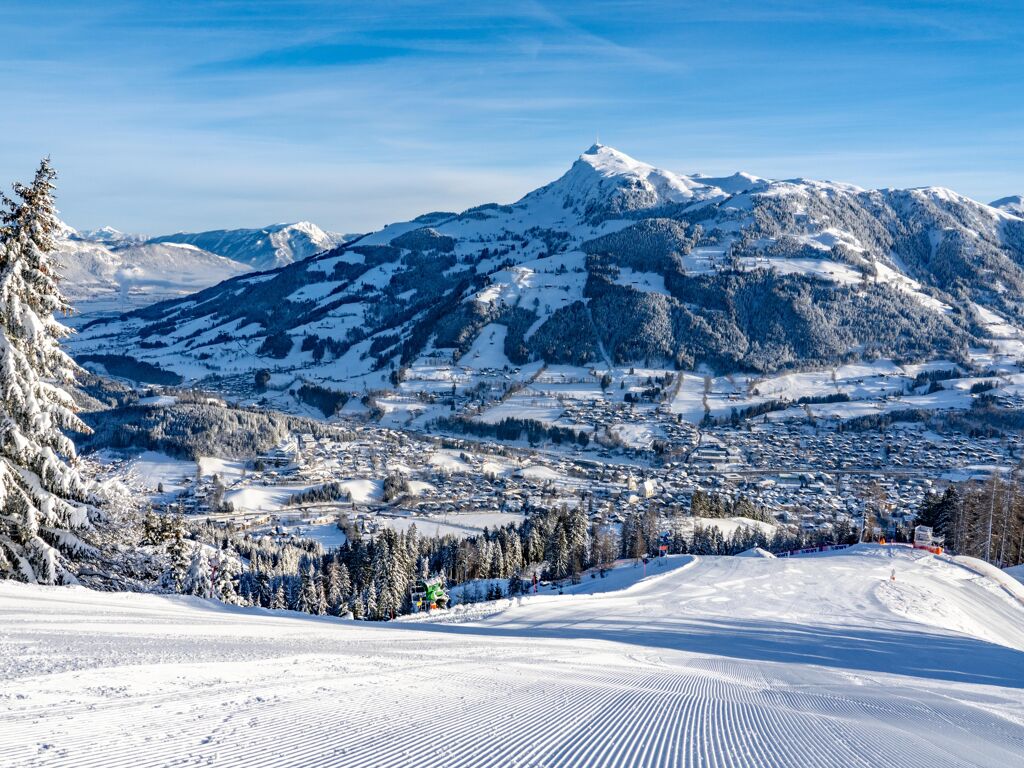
0;0;1021;232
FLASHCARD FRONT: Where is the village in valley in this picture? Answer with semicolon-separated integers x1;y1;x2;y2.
110;345;1023;567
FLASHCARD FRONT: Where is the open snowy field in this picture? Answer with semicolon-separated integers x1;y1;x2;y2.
666;358;996;424
3;546;1024;767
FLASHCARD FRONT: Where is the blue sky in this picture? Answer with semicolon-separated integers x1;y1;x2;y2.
1;0;1021;234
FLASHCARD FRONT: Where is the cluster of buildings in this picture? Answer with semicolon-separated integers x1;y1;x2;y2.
143;373;1022;548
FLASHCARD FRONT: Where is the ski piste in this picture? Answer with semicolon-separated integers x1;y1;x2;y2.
4;543;1024;768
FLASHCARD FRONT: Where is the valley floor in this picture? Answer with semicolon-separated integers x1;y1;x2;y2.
3;547;1024;767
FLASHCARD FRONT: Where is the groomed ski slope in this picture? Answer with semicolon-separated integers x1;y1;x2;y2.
3;546;1024;768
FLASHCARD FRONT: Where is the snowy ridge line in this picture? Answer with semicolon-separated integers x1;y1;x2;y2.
944;554;1024;608
546;554;700;601
401;556;698;624
833;543;1024;608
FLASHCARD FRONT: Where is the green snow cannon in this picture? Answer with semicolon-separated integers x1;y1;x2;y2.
412;577;449;612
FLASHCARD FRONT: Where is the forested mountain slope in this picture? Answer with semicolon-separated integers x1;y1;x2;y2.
70;145;1024;387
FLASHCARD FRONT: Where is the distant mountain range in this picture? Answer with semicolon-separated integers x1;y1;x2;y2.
70;144;1024;390
57;222;350;321
146;221;347;270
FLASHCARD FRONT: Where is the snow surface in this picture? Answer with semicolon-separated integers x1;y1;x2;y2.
284;522;349;549
119;451;196;493
667;359;983;424
990;194;1024;218
736;546;776;558
4;546;1024;767
1006;563;1024;585
613;267;671;296
223;485;312;512
460;323;511;369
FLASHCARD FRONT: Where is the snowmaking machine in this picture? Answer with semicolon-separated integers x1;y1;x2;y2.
913;525;944;555
410;576;449;613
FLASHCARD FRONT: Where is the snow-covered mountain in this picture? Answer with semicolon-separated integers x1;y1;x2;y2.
55;229;252;322
146;221;346;270
57;221;351;322
74;225;145;245
70;145;1024;388
992;194;1024;218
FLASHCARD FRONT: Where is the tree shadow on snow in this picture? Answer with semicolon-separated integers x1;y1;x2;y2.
399;615;1024;690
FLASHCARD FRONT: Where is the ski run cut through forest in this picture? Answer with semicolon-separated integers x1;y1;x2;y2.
5;545;1024;768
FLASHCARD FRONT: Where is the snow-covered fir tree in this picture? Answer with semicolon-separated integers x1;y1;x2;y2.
568;505;590;568
214;548;239;604
314;575;328;615
365;581;378;620
325;559;350;615
336;560;351;601
324;559;340;609
296;563;325;615
166;515;190;593
0;160;98;584
185;547;213;598
550;527;570;579
507;531;524;574
371;538;395;619
141;508;162;546
349;593;363;620
270;581;287;610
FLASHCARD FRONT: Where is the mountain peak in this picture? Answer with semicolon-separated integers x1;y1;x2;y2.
991;194;1024;217
577;143;647;175
509;144;717;224
74;225;145;244
691;171;766;196
268;220;322;234
147;221;342;270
